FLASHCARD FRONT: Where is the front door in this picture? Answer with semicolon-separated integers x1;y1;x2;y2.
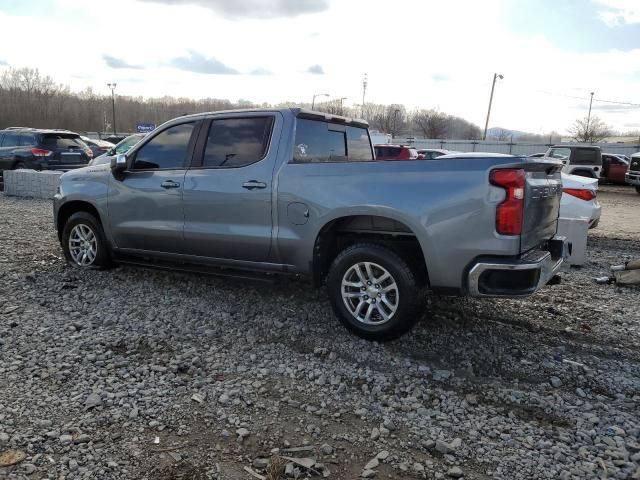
182;113;281;262
108;121;199;253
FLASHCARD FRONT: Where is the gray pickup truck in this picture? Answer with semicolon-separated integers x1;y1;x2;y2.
54;109;567;340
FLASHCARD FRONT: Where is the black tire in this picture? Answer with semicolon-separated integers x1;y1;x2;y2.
326;243;425;341
636;186;640;195
13;161;26;170
61;212;112;269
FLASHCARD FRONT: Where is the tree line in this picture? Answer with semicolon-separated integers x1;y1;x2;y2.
0;67;486;139
0;67;617;143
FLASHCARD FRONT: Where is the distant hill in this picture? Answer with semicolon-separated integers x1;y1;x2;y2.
486;127;533;140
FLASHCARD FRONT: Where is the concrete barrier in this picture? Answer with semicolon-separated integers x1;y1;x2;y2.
3;169;62;199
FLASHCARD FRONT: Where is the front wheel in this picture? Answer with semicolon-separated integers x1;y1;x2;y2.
326;243;425;341
61;212;111;269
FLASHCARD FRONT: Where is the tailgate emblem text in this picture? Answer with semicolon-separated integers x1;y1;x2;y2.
531;185;561;199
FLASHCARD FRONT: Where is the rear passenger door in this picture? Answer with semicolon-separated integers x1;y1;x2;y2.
182;113;282;262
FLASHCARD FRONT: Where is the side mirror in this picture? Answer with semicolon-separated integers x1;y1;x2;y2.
111;154;127;172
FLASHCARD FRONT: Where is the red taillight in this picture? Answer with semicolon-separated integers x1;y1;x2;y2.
490;168;525;235
31;148;52;157
563;188;596;201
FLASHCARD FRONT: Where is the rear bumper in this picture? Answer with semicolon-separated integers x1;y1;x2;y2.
625;171;640;186
467;237;568;297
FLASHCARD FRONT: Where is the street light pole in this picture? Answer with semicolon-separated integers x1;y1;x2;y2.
338;97;347;115
482;73;503;141
107;83;117;135
392;109;400;138
311;93;329;110
586;91;595;142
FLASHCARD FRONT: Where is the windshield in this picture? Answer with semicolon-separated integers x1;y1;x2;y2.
546;147;571;160
114;135;142;155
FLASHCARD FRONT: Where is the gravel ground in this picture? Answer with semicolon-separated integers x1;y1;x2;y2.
0;188;639;480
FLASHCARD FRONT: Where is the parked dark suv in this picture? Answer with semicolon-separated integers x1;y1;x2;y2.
0;128;93;176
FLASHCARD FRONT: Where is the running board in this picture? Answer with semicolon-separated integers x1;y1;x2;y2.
113;255;281;284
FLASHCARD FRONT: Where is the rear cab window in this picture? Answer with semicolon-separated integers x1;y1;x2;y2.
293;118;373;163
41;134;86;150
572;148;601;165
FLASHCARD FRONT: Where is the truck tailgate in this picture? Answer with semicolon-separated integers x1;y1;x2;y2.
521;161;563;253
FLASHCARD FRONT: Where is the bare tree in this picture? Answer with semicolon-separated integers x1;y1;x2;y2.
568;116;612;143
316;99;346;116
489;128;512;142
413;109;450;138
518;131;562;143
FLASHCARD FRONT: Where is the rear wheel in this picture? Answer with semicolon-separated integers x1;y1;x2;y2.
61;212;111;269
326;243;425;341
636;186;640;195
14;161;26;170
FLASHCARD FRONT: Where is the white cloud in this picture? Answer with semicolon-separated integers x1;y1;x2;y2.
0;0;638;134
594;0;640;26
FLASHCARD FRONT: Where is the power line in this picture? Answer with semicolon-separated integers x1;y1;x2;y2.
533;89;640;107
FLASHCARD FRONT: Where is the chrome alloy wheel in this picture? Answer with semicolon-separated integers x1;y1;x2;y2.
341;262;399;325
68;224;97;266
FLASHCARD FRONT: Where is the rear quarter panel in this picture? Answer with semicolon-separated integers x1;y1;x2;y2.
275;157;529;290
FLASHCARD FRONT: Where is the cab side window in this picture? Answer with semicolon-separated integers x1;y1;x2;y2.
202;117;273;168
132;123;195;170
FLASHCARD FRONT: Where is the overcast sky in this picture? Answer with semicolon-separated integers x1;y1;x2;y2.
0;0;638;134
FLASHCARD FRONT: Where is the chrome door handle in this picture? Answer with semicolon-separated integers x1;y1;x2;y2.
242;180;267;190
161;180;180;189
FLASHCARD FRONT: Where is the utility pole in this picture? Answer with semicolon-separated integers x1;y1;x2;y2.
482;73;503;141
586;91;595;143
107;83;117;135
311;92;329;110
392;109;400;138
361;73;368;118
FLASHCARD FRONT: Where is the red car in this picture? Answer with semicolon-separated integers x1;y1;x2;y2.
601;154;629;185
374;144;419;161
